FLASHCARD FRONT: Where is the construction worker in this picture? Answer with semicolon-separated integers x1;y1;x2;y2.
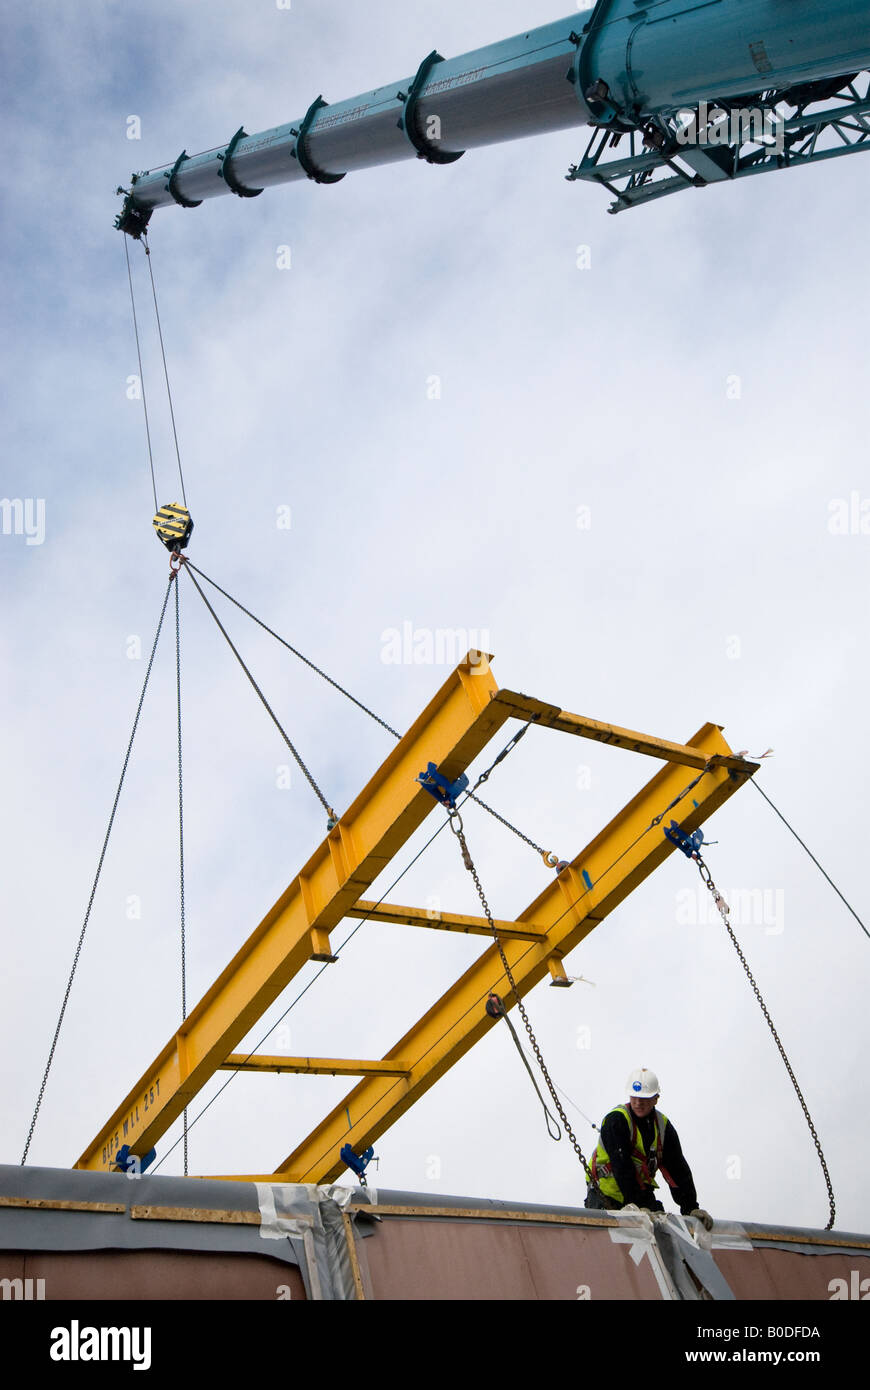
585;1067;714;1230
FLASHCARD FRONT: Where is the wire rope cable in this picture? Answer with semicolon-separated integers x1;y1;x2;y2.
21;579;174;1164
751;779;868;941
184;560;402;737
551;1080;601;1134
541;764;719;940
174;578;189;1176
182;561;334;818
142;233;188;508
123;235;159;512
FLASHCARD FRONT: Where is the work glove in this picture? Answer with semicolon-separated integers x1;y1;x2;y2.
689;1208;714;1231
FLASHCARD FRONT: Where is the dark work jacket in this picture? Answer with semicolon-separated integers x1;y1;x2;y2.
600;1106;699;1215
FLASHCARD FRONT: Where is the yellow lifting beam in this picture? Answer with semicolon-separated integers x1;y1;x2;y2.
489;690;752;773
75;652;758;1178
219;1055;411;1077
346;900;550;943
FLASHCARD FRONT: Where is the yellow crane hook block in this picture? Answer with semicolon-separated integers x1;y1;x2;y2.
153;503;193;550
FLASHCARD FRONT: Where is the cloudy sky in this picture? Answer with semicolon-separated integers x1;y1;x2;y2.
2;0;868;1238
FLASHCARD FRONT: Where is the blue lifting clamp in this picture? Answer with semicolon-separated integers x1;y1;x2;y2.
340;1143;376;1185
417;762;469;811
663;821;708;858
113;1144;157;1176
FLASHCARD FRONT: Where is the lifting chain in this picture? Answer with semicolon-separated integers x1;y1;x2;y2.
695;851;836;1231
464;722;566;870
448;810;596;1186
467;791;565;870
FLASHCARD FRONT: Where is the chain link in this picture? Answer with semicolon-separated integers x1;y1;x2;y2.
695;853;836;1231
463;724;565;866
449;814;596;1185
466;791;549;859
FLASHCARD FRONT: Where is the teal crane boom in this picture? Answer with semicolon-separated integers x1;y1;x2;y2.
117;1;870;227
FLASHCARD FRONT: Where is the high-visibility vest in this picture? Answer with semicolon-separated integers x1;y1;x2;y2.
591;1104;675;1204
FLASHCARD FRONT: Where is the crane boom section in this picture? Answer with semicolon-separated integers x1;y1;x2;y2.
118;1;870;230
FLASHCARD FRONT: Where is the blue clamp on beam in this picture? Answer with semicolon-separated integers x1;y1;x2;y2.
664;821;706;858
217;127;264;198
417;762;469;810
164;151;203;208
113;1144;157;1176
397;51;465;164
290;97;346;184
340;1143;375;1183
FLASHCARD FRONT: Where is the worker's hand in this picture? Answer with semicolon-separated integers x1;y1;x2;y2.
689;1208;714;1231
637;1194;664;1213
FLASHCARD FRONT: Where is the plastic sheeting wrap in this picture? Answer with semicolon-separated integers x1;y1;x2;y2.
3;1168;869;1300
0;1164;296;1263
605;1207;676;1300
254;1183;357;1301
653;1215;737;1301
0;1165;360;1301
603;1208;737;1300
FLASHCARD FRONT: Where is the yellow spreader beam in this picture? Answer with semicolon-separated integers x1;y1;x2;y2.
220;1056;411;1077
346;900;550;943
75;654;757;1177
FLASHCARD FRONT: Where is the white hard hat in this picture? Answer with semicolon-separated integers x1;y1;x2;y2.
626;1067;660;1099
